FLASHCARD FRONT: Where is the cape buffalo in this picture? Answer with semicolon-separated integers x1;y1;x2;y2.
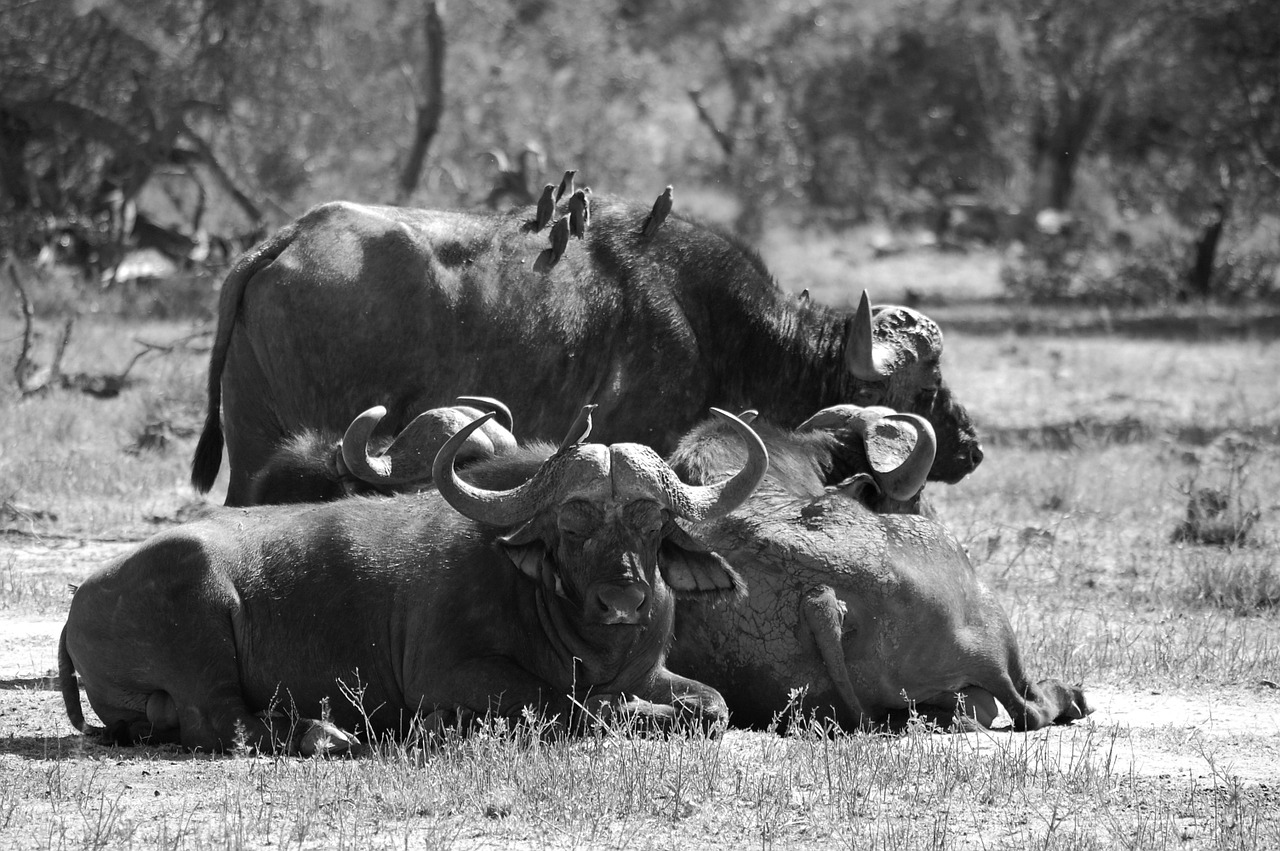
191;196;982;506
666;410;1091;731
59;409;768;755
247;397;518;505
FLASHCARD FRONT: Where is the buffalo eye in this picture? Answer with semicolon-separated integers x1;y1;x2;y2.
624;501;665;537
557;501;601;541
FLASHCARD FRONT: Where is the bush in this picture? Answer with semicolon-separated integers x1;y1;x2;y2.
1000;213;1280;306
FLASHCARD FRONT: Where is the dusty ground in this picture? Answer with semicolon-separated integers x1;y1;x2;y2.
4;536;1278;787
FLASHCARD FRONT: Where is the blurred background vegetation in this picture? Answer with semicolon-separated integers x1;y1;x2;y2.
2;0;1279;309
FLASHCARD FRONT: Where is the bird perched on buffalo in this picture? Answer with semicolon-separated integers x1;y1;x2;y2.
554;170;576;204
567;189;589;238
640;185;673;238
533;216;571;273
532;184;556;231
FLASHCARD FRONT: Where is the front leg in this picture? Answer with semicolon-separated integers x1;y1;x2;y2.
614;666;730;733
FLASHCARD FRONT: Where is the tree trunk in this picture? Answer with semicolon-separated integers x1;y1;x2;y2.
1029;81;1107;213
394;0;446;206
0;109;33;210
1186;202;1228;299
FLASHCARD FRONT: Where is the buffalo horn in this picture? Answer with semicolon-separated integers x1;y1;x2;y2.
433;412;557;528
666;408;768;521
340;406;395;481
455;396;514;432
736;409;759;424
343;401;518;488
843;290;891;381
869;413;936;501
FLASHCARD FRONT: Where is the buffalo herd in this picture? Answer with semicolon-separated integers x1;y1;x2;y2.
60;191;1089;754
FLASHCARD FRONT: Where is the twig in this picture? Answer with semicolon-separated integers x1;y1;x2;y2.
133;327;213;352
8;258;79;396
50;316;75;388
8;258;36;393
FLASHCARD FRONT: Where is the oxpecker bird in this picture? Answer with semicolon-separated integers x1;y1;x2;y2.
567;189;589;238
533;216;571;273
641;185;673;239
533;184;556;231
554;170;577;204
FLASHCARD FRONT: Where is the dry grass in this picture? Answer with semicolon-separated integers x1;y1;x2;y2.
0;314;210;538
3;246;1280;849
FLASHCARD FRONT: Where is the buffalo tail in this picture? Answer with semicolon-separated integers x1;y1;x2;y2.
58;625;85;732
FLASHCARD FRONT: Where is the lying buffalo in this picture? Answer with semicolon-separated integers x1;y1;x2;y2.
247;396;518;504
192;196;983;506
666;408;1091;731
59;409;768;754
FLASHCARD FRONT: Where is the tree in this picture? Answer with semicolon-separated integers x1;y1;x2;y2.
393;0;446;205
0;0;334;267
994;0;1170;214
1101;0;1280;297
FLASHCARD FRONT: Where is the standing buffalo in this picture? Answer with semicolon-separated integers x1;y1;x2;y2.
59;409;768;754
665;410;1090;731
192;196;982;506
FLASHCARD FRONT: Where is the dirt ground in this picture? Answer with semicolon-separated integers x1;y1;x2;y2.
3;536;1278;789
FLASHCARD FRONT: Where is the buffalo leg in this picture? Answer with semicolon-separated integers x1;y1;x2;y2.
985;640;1091;730
620;667;731;731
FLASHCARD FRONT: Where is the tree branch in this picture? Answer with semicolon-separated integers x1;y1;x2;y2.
394;0;446;205
179;125;291;224
687;88;734;158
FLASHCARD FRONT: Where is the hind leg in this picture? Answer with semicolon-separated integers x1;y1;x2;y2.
172;684;357;756
910;686;1006;732
991;673;1091;731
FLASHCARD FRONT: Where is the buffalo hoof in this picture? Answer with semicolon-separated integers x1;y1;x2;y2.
1058;683;1092;723
298;720;357;757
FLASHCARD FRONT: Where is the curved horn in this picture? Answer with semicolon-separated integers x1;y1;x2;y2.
737;409;759;424
866;413;936;501
796;404;894;434
558;404;596;451
801;586;868;727
433;412;555;527
668;408;768;522
340;406;394;482
798;405;857;433
455;396;514;433
342;404;504;488
843;290;890;381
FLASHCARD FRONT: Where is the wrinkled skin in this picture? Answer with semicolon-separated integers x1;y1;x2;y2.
193;198;981;505
59;429;763;756
667;422;1090;732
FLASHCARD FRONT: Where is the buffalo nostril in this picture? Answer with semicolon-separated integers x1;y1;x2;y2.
969;443;985;467
593;583;649;623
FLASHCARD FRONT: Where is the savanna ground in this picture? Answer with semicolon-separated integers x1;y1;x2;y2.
1;235;1279;849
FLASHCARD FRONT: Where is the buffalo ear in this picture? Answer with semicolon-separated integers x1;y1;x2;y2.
498;520;545;581
660;524;747;601
832;472;881;508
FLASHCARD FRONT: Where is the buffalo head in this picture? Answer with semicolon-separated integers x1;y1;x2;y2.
435;406;768;628
247;396;516;504
845;292;982;483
